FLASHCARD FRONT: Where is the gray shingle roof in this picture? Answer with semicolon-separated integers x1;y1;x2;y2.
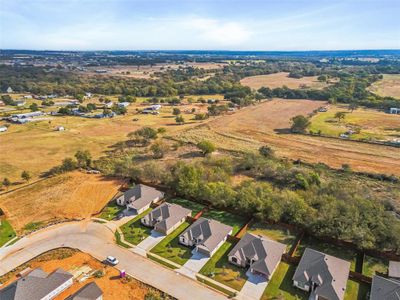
65;282;103;300
124;184;164;210
228;233;285;277
180;217;232;253
293;248;351;300
370;276;400;300
389;261;400;279
0;268;73;300
142;202;191;232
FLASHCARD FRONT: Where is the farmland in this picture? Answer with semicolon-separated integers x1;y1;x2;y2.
309;104;400;142
0;171;122;232
368;74;400;98
177;99;400;176
240;72;333;90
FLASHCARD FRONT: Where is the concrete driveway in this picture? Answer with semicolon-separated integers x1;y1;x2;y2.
133;230;166;256
0;222;227;300
239;270;269;300
178;249;210;278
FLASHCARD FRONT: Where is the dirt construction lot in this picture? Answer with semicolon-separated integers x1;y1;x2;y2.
0;171;122;232
240;72;333;90
177;99;400;176
0;248;164;300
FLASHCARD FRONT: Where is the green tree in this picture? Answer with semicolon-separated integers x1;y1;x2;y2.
259;145;274;158
197;140;216;156
172;108;181;115
335;111;346;122
175;115;185;125
75;150;92;168
2;178;11;190
21;170;31;182
290;115;310;133
29;103;39;111
349;103;358;112
150;141;169;159
61;158;77;172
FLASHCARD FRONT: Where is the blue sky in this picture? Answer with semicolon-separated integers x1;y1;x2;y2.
1;0;399;50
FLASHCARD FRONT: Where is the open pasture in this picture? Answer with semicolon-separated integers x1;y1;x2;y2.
240;72;333;90
368;74;400;98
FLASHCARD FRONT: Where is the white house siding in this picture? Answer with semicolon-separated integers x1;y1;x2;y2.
41;278;73;300
116;195;125;206
293;280;310;292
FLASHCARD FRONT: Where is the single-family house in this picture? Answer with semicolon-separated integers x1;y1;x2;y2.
23;95;33;99
389;261;400;280
118;102;130;108
292;248;351;300
0;268;73;300
389;108;400;115
0;126;8;132
179;217;233;256
15;100;26;107
116;184;164;214
370;275;400;300
6;86;13;93
141;202;191;235
228;233;286;279
104;101;114;108
65;282;103;300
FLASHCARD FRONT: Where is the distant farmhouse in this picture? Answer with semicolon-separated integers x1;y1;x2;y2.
116;184;164;214
179;217;232;256
389;108;400;114
0;268;73;300
292;248;351;300
142;104;161;114
228;233;285;279
6;86;13;93
141;202;191;235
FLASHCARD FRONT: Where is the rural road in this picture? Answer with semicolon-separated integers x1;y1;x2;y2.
0;222;227;300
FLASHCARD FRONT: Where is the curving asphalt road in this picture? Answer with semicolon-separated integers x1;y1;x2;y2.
0;222;227;300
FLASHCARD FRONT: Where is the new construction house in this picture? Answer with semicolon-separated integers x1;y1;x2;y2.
292;248;351;300
179;217;232;256
141;202;191;235
228;233;286;279
116;184;164;214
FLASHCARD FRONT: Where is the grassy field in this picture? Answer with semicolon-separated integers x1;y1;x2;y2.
176;99;400;176
247;223;299;253
240;72;333;90
199;241;247;291
120;208;153;245
309;104;400;141
167;198;206;216
362;255;389;277
344;280;370;300
261;262;307;300
201;209;248;235
368;74;400;98
0;219;16;247
98;200;124;220
294;236;358;272
150;221;192;265
0;171;122;232
0;100;210;181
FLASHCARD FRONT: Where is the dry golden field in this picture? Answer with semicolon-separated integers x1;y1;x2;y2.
368;74;400;98
177;99;400;176
240;72;333;90
0;171;122;232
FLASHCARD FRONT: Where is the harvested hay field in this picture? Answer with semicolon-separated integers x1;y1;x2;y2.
0;172;122;232
0;248;168;300
177;99;400;176
368;74;400;98
240;72;333;90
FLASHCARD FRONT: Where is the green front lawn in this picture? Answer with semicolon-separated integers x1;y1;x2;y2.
294;236;358;272
362;255;388;277
199;241;247;291
167;198;205;216
262;262;307;300
248;223;299;253
202;210;248;235
120;208;152;245
150;222;193;265
0;219;16;247
344;280;370;300
98;200;125;221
